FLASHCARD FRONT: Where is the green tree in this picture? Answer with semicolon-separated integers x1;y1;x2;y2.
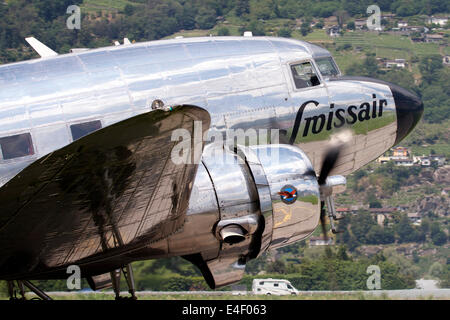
277;27;292;38
300;22;311;36
429;262;443;278
123;4;135;16
419;55;443;84
196;7;217;29
235;0;250;17
396;215;419;243
432;230;447;245
267;260;287;274
347;21;355;30
246;20;266;36
217;26;230;36
336;246;350;260
346;55;379;78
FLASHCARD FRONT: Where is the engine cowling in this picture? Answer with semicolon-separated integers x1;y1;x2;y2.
170;143;321;288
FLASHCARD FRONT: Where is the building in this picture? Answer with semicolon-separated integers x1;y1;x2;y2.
397;21;408;28
427;16;448;26
385;59;406;68
430;155;446;166
392;146;409;158
413;155;445;166
444;56;450;65
401;25;423;33
407;212;421;225
393;158;414;166
336;207;351;215
354;19;367;30
397;204;411;212
413;155;431;166
309;236;333;246
327;25;341;37
369;208;397;215
376;214;386;226
370;208;397;226
324;16;338;27
424;34;444;43
381;13;396;20
377;156;391;164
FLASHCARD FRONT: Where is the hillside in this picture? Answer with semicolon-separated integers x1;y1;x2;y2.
0;0;448;294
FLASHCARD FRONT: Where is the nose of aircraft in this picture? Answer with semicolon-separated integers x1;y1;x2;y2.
390;83;424;145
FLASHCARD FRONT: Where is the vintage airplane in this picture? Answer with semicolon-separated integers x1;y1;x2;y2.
0;35;423;299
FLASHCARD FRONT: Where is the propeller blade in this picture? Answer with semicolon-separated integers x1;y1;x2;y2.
318;146;341;185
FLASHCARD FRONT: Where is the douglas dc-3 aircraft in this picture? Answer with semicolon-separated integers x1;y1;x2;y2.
0;36;422;299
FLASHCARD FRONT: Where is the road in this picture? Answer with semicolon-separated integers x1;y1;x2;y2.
40;289;450;299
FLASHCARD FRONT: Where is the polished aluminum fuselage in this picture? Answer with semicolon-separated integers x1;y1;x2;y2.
0;36;402;282
0;36;397;187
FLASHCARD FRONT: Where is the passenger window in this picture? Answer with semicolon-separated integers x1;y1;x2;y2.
70;120;102;141
287;285;293;289
0;133;34;160
274;283;279;287
290;61;320;89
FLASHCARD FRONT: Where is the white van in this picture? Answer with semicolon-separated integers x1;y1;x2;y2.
252;278;299;295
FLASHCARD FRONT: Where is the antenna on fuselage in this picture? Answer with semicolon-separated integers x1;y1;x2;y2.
25;37;58;58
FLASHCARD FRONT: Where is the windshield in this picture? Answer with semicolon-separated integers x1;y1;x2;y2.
315;57;340;77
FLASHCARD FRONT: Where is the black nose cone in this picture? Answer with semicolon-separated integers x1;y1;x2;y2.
390;83;423;145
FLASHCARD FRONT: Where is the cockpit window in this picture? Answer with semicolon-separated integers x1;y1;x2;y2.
315;57;340;77
290;61;321;89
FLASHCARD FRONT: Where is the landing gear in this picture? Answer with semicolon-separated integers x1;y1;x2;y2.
7;280;52;300
324;195;344;234
111;264;137;300
320;175;347;235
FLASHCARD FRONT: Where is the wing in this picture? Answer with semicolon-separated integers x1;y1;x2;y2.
0;105;210;279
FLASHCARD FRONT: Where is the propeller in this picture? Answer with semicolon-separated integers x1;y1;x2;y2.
317;145;342;241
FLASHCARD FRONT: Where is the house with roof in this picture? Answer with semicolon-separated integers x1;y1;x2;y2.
425;34;444;43
393;158;414;166
381;13;396;20
336;207;351;215
397;204;411;212
354;19;367;30
392;146;409;158
444;56;450;65
427;16;448;26
385;59;406;68
370;207;398;226
413;155;431;166
327;25;341;37
430;155;446;166
377;156;391;164
309;236;334;246
407;212;421;225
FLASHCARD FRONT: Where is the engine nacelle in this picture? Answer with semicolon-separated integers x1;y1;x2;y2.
165;144;321;288
136;144;320;288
